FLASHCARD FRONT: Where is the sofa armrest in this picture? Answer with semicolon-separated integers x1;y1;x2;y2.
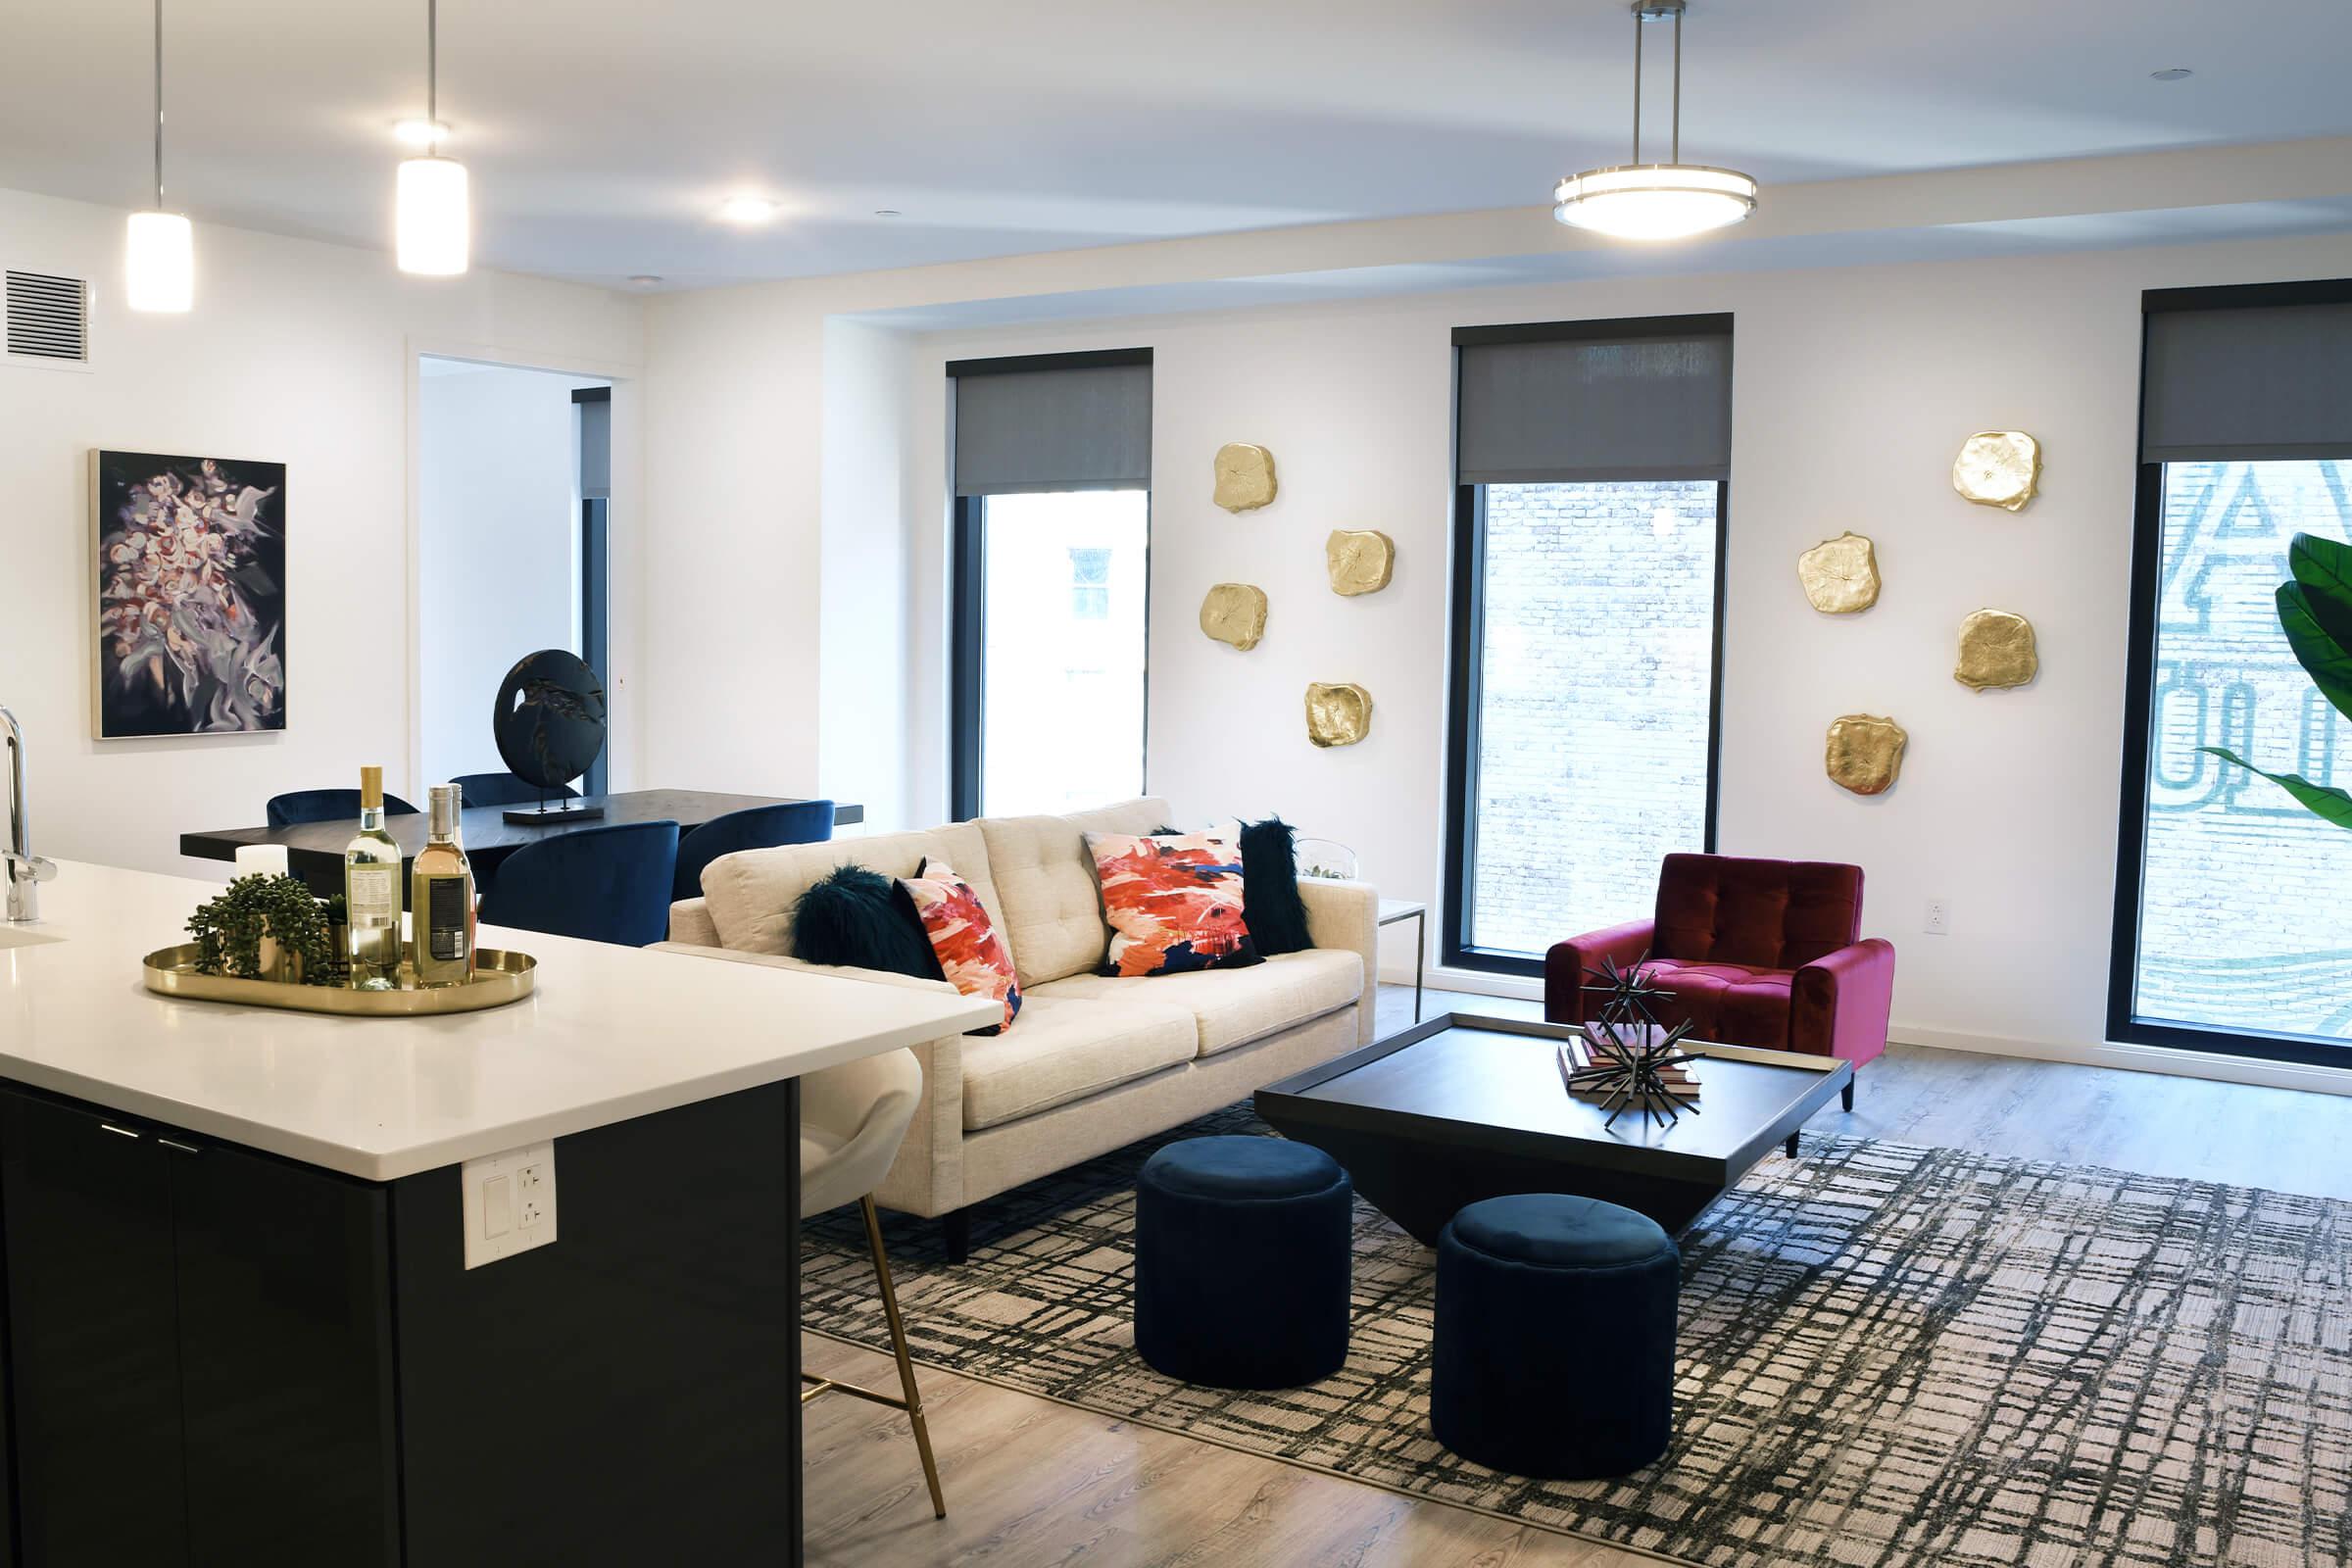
1297;877;1379;1045
646;940;969;1215
1543;919;1655;1024
668;897;720;947
1791;938;1896;1068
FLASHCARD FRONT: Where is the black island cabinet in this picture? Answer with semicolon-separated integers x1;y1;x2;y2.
0;1077;803;1568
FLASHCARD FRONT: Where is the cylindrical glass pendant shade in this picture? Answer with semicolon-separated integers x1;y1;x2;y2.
124;210;194;312
396;155;469;275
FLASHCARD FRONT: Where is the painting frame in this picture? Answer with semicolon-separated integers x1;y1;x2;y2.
89;448;289;740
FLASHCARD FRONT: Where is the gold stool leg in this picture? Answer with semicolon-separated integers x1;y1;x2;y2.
861;1195;947;1519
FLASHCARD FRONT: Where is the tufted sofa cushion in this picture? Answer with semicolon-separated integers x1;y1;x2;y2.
978;797;1172;989
1652;853;1864;971
700;823;1004;959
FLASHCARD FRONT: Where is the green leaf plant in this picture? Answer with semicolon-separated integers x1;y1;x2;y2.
2200;532;2352;832
186;873;340;985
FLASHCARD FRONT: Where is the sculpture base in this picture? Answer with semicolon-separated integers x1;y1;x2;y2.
501;803;607;826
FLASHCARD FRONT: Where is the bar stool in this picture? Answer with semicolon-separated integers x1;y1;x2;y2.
800;1048;946;1519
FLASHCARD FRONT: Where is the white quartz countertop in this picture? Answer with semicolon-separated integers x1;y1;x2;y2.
0;861;1000;1181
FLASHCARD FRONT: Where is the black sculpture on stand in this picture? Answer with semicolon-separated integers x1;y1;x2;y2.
492;650;609;826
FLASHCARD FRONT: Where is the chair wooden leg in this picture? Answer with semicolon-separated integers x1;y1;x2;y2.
862;1196;947;1519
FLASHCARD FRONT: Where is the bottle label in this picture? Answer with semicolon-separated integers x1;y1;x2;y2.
348;866;398;928
426;876;470;962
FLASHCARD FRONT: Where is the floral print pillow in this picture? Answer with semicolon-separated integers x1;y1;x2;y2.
900;859;1021;1033
1085;831;1264;978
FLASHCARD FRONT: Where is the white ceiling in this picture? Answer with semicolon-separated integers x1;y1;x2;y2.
4;0;2350;293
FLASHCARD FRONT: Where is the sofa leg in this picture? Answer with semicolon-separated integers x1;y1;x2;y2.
1841;1080;1855;1113
941;1207;971;1266
1784;1132;1798;1159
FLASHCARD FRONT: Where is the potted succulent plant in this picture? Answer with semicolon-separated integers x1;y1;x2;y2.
186;874;340;987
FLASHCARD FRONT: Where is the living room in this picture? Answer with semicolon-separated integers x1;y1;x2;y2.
0;2;2345;1564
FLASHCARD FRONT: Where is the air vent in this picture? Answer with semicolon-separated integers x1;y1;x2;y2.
6;270;90;365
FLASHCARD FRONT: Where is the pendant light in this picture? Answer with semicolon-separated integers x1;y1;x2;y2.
125;0;193;312
1553;0;1757;242
396;0;469;275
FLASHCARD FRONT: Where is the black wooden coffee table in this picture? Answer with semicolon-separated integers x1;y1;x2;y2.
1254;1012;1851;1242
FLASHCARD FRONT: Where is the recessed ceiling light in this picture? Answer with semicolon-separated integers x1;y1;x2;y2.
627;274;662;287
2150;67;2192;81
716;195;780;224
874;209;903;219
393;118;451;146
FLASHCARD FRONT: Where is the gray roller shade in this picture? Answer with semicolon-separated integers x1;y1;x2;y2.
577;394;611;499
953;358;1152;496
2142;302;2352;463
1456;321;1733;484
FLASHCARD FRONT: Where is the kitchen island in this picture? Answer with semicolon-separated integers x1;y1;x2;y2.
0;861;997;1568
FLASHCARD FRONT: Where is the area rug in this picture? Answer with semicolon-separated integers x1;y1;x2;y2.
803;1106;2350;1568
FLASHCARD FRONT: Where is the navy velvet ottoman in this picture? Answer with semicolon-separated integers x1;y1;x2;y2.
1134;1135;1352;1389
1431;1194;1679;1478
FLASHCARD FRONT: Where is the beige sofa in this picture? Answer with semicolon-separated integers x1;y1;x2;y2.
658;797;1378;1259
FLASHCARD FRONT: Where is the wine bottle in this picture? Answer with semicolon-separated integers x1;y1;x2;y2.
411;783;475;988
343;765;404;990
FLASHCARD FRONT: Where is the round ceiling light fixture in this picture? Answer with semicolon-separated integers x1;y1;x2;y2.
716;195;780;223
2149;67;2193;81
1553;0;1757;242
394;0;469;275
626;274;663;287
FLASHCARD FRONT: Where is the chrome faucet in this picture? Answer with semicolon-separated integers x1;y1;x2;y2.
2;708;56;922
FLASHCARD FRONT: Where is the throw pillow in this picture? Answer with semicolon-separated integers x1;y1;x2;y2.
791;865;941;982
1238;816;1313;956
1086;831;1264;977
900;858;1021;1033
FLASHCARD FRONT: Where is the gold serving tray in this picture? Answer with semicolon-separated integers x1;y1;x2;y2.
142;945;536;1015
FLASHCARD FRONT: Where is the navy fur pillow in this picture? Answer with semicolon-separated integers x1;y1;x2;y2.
792;864;942;981
1239;816;1313;956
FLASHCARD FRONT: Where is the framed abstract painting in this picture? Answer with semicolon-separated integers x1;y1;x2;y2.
90;449;288;738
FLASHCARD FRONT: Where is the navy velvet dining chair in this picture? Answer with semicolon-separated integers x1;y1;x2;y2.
268;788;419;828
449;771;581;809
476;820;680;948
672;800;836;902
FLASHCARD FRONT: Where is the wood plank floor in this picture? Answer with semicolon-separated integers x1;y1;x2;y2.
804;982;2352;1567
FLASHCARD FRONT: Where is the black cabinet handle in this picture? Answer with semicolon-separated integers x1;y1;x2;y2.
158;1138;200;1155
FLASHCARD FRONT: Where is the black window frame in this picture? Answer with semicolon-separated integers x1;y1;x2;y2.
571;385;612;798
2106;276;2352;1068
1442;315;1733;977
947;347;1153;823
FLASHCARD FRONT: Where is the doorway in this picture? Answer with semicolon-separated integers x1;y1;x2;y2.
415;356;612;796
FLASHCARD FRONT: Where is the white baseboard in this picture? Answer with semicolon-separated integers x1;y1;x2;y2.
1892;1022;2352;1098
1372;972;2352;1099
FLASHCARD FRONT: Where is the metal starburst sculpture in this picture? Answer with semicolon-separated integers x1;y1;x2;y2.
1561;1017;1703;1131
1581;951;1676;1032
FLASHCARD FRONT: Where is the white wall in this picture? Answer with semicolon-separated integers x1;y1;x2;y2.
648;223;2352;1066
417;364;603;787
0;184;643;876
816;320;915;830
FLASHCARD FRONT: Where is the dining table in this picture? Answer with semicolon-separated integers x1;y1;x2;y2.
181;789;862;898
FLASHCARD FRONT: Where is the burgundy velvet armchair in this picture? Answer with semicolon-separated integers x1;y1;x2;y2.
1543;853;1895;1107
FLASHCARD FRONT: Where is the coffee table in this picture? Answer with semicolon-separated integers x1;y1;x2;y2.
1254;1012;1851;1242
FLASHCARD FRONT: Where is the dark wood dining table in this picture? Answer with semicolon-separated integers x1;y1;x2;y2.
181;790;862;898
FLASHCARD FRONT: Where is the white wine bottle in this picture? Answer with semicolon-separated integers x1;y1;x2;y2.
411;783;475;988
344;765;404;990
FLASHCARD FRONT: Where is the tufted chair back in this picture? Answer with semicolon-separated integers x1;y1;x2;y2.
1651;853;1864;971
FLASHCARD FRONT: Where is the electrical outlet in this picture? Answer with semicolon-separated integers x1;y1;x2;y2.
1924;899;1951;936
461;1141;558;1268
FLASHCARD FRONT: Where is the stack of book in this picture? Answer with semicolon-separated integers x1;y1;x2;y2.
1555;1024;1702;1102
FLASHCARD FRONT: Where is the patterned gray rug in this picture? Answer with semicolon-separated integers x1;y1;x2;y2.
804;1106;2349;1568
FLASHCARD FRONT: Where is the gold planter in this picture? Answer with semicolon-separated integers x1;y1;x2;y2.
142;946;536;1015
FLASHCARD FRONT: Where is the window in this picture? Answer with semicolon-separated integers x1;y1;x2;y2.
949;350;1152;819
1445;318;1732;972
2114;283;2352;1062
1069;547;1112;619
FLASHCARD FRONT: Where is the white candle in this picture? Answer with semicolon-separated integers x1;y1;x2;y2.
235;844;292;880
